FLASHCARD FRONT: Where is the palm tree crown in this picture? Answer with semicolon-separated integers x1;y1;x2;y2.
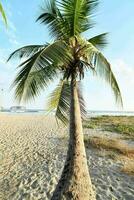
8;0;123;123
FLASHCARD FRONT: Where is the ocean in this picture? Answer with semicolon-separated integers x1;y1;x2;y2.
87;110;134;117
1;109;134;116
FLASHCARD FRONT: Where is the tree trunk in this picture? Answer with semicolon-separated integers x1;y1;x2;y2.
51;79;96;200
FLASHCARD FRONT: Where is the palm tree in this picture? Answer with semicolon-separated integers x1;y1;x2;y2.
0;1;7;26
8;0;123;199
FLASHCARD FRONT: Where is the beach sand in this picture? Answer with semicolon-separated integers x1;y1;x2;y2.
0;114;134;200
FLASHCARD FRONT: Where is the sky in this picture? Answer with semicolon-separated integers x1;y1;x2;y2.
0;0;134;111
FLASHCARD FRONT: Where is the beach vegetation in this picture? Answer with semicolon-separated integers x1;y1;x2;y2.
84;116;134;139
84;135;134;156
84;135;134;175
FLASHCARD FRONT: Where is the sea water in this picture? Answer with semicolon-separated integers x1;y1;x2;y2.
1;109;134;116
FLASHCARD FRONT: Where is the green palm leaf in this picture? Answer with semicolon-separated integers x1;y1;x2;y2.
47;80;71;124
0;2;7;26
47;80;86;124
37;0;70;39
14;64;58;102
7;45;46;61
10;41;71;102
88;33;108;49
86;42;123;106
59;0;99;36
77;82;87;119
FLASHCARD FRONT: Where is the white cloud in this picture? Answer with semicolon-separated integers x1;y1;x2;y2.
112;59;134;84
111;59;134;94
5;21;20;46
9;38;20;46
0;49;13;69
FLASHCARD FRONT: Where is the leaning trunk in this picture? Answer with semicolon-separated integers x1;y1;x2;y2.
51;79;96;200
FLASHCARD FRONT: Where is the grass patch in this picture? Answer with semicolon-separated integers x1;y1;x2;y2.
83;116;134;139
107;124;134;137
84;135;134;175
84;135;134;157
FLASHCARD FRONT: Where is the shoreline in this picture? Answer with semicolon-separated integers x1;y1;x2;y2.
0;110;134;117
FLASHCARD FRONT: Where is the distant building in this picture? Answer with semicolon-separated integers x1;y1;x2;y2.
0;106;3;111
10;106;26;112
0;88;4;110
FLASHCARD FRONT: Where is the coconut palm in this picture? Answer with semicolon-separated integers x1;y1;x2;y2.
0;1;7;26
8;0;123;199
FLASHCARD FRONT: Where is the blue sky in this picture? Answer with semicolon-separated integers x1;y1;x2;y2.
0;0;134;111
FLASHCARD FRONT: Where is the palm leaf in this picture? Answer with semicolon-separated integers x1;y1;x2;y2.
47;80;86;124
7;45;46;61
11;41;71;102
88;33;108;49
77;82;87;120
14;64;58;102
58;0;99;36
37;0;70;39
47;80;70;124
0;2;7;26
85;42;123;106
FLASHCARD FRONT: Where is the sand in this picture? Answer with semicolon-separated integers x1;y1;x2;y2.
0;114;134;200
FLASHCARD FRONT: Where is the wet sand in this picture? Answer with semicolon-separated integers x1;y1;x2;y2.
0;114;134;200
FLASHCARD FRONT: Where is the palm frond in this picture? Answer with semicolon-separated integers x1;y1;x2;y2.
47;80;86;124
12;41;71;102
85;42;123;106
47;80;71;124
0;2;7;26
14;65;58;102
77;82;87;120
58;0;99;36
7;45;46;61
88;33;108;49
37;0;70;39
